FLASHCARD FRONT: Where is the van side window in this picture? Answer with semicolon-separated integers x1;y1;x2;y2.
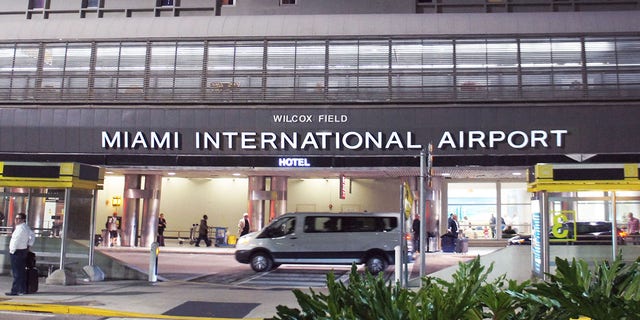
303;216;398;233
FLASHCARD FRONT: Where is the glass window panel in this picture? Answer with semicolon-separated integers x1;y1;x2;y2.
422;40;454;69
42;44;67;88
585;38;617;67
234;42;264;71
486;39;518;69
522;74;551;85
358;40;389;70
616;38;640;67
174;77;201;88
267;41;295;70
296;76;324;88
521;39;552;68
118;43;147;72
551;38;582;67
295;42;325;72
422;74;453;87
0;45;15;73
150;42;176;72
488;74;517;87
329;41;358;71
391;40;422;71
392;75;421;87
208;43;235;72
587;72;618;85
266;76;294;88
358;75;387;87
64;44;91;72
619;73;640;84
456;40;487;70
176;42;204;71
95;43;121;73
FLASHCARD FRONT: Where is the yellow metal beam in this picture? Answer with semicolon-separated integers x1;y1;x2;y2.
527;163;640;192
0;162;104;190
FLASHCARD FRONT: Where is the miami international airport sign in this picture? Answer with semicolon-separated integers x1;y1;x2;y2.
0;104;637;160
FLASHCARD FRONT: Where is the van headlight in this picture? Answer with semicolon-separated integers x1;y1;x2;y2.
237;237;250;246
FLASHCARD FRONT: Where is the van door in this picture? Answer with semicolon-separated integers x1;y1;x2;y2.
260;216;298;262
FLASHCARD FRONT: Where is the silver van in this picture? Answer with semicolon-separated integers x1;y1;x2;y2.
235;212;401;274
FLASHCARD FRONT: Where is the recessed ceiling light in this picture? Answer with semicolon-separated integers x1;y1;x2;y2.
232;173;242;176
167;172;176;176
105;171;114;174
441;173;451;176
512;172;522;176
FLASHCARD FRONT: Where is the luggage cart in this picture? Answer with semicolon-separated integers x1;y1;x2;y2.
189;223;198;245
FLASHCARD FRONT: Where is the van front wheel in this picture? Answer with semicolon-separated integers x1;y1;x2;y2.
250;252;273;272
365;255;388;275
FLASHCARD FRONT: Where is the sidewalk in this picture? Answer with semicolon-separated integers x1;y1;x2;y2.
0;245;498;319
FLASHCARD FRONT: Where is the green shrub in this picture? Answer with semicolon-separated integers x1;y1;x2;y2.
269;255;640;320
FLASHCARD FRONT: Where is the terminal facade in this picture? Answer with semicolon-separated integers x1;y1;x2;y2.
0;0;639;250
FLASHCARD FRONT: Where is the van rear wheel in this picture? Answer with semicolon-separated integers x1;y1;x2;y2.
250;252;273;272
365;255;388;275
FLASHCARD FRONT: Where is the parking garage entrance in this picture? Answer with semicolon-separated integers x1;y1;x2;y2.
527;163;640;279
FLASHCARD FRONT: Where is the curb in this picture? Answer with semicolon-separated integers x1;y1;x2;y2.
0;302;263;320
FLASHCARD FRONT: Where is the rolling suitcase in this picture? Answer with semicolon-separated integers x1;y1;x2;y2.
441;235;455;253
455;237;469;253
25;251;38;294
26;267;39;294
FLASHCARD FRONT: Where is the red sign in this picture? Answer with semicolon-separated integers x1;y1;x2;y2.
339;175;347;199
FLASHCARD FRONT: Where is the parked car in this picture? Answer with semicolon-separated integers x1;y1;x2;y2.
551;221;626;245
508;221;626;246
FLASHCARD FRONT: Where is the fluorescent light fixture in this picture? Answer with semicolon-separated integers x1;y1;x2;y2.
167;172;176;176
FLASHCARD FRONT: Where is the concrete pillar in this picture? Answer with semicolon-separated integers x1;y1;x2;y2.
140;175;162;247
7;188;29;227
27;188;46;230
269;176;288;221
122;174;142;247
248;176;266;231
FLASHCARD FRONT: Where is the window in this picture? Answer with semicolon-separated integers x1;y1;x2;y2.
303;216;397;233
86;0;100;8
30;0;45;9
160;0;174;6
222;0;234;5
281;0;296;4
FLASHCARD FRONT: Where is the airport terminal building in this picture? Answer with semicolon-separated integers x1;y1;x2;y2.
1;0;640;252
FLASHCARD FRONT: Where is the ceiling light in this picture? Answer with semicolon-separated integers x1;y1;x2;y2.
512;172;522;176
441;173;451;176
232;173;242;176
167;172;176;176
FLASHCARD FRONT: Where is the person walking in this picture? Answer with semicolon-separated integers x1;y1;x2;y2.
195;214;211;247
157;213;167;246
412;214;420;254
106;216;119;247
238;212;250;237
7;213;35;296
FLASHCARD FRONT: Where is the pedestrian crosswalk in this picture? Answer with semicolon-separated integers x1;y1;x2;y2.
236;266;352;287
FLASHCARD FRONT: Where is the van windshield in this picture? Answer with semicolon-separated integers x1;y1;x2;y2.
258;216;296;238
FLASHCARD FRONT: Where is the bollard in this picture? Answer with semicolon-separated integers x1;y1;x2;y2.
394;245;401;284
149;242;159;282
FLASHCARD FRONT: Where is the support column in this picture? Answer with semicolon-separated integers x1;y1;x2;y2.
248;176;266;231
122;174;142;247
140;175;162;247
269;176;288;221
27;188;46;230
8;188;28;226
